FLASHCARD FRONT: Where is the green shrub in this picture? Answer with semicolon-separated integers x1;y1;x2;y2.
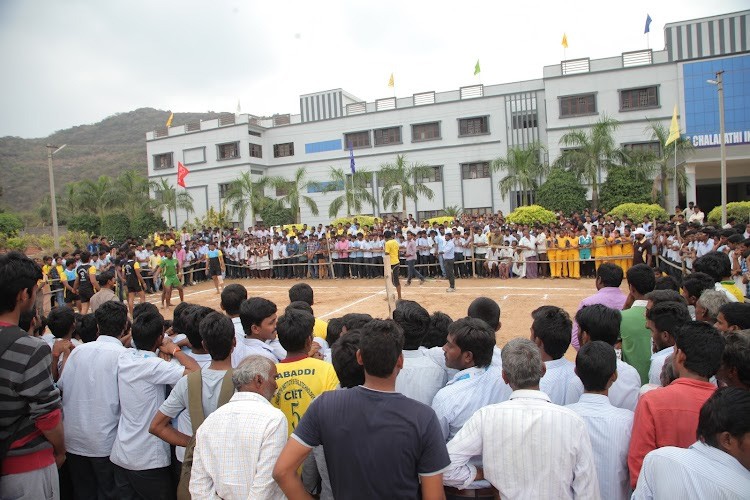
505;205;557;225
4;237;25;251
258;201;294;227
599;167;652;212
100;212;131;244
67;213;101;235
331;215;381;228
536;168;588;214
130;211;167;240
707;201;750;225
425;216;456;226
60;230;91;251
0;212;24;236
608;203;668;222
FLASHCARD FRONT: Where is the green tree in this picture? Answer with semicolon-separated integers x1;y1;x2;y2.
599;166;653;212
492;144;548;207
535;167;588;214
643;121;694;209
61;182;83;219
100;212;131;243
327;167;376;218
151;178;194;227
379;154;435;220
259;199;295;226
223;171;271;229
0;212;23;236
443;206;462;217
557;115;620;210
115;169;154;215
268;167;322;224
68;213;101;235
77;176;117;218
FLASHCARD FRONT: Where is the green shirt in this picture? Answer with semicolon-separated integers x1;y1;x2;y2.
159;257;179;278
620;304;651;384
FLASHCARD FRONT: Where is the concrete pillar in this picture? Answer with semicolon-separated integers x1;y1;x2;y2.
685;164;697;206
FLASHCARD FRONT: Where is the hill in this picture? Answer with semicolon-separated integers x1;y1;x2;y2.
0;108;225;212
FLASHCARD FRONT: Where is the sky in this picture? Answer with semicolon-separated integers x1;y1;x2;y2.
0;0;746;138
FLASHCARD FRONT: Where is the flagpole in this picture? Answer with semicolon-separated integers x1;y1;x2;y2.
673;142;678;210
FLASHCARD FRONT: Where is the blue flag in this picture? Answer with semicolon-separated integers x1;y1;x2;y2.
644;14;652;34
349;141;356;174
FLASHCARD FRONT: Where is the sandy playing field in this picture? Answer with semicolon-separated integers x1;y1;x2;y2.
147;276;619;361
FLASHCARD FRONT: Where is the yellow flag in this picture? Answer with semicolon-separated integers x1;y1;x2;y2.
474;60;481;76
665;105;680;146
388;73;394;87
561;34;568;48
166;112;174;127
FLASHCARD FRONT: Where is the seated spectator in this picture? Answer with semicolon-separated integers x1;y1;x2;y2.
532;305;576;405
715;330;750;390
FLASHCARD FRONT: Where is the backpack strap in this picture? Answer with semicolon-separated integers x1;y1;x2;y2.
217;369;234;407
186;370;205;433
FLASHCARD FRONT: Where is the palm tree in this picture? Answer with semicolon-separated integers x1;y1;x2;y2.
492;143;548;207
327;167;377;218
61;182;82;218
115;169;154;215
77;176;117;218
443;206;463;217
267;167;322;224
223;171;271;229
644;121;694;209
379;154;435;220
557;115;620;210
151;178;194;227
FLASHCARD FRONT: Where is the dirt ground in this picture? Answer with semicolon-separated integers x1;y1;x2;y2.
144;275;617;361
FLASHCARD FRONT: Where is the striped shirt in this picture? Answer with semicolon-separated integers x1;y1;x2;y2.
566;358;641;411
395;350;448;405
633;441;750;499
567;394;634;500
540;358;577;405
444;389;600;499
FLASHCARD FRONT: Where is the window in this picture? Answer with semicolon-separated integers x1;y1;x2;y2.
276;182;294;197
183;147;206;165
344;131;371;149
374;127;402;146
461;162;491;180
217;142;240;160
248;130;261;137
559;93;597;118
458;116;489;136
619;86;659;111
273;142;294;158
416;166;443;183
249;143;262;158
153;153;173;170
417;210;444;221
464;207;492;216
411;122;441;142
623;141;661;155
511;112;538;129
218;182;232;199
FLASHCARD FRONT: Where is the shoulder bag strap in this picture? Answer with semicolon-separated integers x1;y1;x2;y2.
186;370;205;433
217;369;234;407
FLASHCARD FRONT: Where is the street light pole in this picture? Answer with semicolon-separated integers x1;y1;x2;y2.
46;144;66;249
716;70;727;227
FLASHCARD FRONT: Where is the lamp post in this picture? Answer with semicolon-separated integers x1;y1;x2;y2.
46;144;67;249
707;71;727;226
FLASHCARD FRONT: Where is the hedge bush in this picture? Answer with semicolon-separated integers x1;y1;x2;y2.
607;203;668;222
100;212;131;244
505;205;557;225
67;213;101;235
331;215;381;227
425;216;456;226
707;201;750;225
0;212;24;236
536;168;588;214
599;167;652;212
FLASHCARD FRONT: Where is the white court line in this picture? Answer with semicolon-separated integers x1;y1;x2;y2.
319;291;385;319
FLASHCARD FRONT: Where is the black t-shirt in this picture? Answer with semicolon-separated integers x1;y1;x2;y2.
293;386;450;499
76;264;94;291
634;238;651;265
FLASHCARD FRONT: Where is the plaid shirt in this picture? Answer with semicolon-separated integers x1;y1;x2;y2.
306;241;319;259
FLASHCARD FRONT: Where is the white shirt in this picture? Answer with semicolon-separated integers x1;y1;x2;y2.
444;390;600;499
231;336;285;367
566;358;641;412
566;393;634;500
648;347;673;386
59;335;126;457
395;350;448;405
540;358;577;405
110;349;185;470
190;392;287;500
632;441;750;500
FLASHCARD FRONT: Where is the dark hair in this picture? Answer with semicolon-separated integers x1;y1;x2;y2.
331;330;365;388
423;311;453;348
76;313;99;343
326;317;345;346
183;306;213;349
673;321;726;378
220;284;247;316
286;301;314;316
0;251;42;314
682;272;716;300
575;304;622;346
646;289;687;306
80;251;91;263
171;302;194;336
721;331;750;388
18;305;37;332
359;319;404;377
239;297;277;334
646;301;691;339
596;263;624;288
626;264;656;296
467;297;501;331
199;311;235;361
575;341;617;392
288;283;314;306
277;309;315;353
392;300;431;350
341;313;372;332
133;302;159;320
384;230;393;239
697;387;750;447
719;303;750;330
693;252;732;282
94;301;128;337
654;275;680;291
97;270;116;287
131;311;165;350
47;306;76;338
447;317;495;368
531;305;572;360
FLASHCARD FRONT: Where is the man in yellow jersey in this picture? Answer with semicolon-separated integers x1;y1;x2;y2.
566;229;580;279
548;232;560;278
384;230;402;300
556;230;569;278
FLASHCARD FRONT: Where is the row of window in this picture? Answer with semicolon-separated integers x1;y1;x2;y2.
559;85;660;118
344;117;490;150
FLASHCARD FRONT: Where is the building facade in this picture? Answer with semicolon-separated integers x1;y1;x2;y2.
147;10;750;228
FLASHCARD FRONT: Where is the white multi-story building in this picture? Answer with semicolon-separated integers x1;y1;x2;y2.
147;10;750;228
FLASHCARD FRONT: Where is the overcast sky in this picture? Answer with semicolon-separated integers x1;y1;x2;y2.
0;0;746;138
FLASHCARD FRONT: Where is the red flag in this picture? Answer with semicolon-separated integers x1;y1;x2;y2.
177;162;189;188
